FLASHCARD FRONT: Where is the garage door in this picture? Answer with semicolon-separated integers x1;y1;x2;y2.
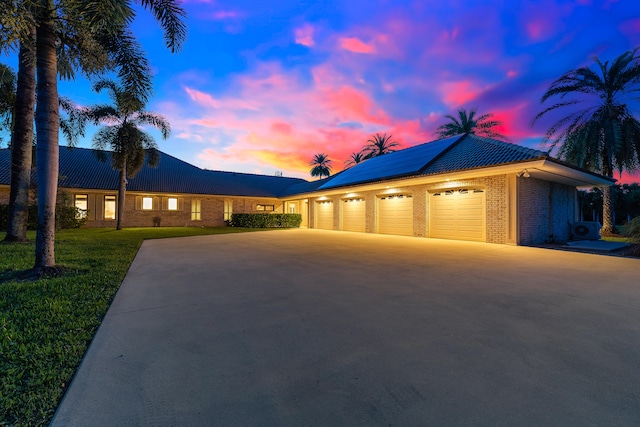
378;194;413;236
430;189;485;242
316;201;334;230
342;198;366;232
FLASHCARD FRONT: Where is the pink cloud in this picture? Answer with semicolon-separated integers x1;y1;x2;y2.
440;81;482;107
619;18;640;36
185;87;258;110
295;24;315;47
339;37;376;54
320;86;390;125
211;10;242;20
271;121;292;135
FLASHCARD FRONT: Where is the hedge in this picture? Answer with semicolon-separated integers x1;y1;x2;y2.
229;213;302;228
0;204;87;230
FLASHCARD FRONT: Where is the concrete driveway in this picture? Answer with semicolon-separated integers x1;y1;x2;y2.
52;229;640;426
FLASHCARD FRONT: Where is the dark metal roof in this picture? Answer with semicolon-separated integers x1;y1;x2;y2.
1;136;612;199
0;147;308;198
422;134;548;175
279;175;333;197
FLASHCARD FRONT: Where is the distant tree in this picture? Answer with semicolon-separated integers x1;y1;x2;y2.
435;108;507;140
344;151;366;168
533;49;640;235
87;79;169;230
362;133;400;159
310;153;332;179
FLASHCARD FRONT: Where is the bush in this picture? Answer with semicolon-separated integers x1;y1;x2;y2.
229;213;302;228
0;204;86;230
628;216;640;243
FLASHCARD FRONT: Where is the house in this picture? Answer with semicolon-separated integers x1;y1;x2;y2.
0;134;614;245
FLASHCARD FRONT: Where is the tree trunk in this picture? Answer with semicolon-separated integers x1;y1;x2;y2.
116;163;126;230
34;5;59;269
601;185;619;236
5;33;36;242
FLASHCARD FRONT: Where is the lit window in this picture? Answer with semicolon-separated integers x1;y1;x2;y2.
224;200;233;221
104;195;116;220
142;197;153;210
191;199;201;221
289;203;296;213
75;194;88;219
256;204;274;211
168;197;178;210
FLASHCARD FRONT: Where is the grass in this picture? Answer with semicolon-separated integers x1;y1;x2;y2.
0;227;266;426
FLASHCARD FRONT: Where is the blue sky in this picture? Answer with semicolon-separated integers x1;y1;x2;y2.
3;0;640;182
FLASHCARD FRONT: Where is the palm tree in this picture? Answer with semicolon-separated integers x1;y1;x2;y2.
533;49;640;235
362;133;400;159
3;31;35;243
344;151;366;168
0;63;15;142
3;19;153;243
87;79;170;230
0;0;186;269
435;108;507;140
310;153;332;179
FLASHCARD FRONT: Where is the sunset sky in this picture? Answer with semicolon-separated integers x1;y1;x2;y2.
4;0;640;182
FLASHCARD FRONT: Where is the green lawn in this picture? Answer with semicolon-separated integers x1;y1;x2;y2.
0;227;265;426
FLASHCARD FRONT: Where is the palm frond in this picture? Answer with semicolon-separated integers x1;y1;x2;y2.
135;0;187;53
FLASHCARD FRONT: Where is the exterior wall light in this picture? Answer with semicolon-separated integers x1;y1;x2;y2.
516;169;530;178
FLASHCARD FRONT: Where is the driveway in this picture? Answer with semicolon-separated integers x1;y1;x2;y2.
52;229;640;426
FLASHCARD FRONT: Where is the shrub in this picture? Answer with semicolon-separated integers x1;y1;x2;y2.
229;213;302;228
628;216;640;243
0;204;86;230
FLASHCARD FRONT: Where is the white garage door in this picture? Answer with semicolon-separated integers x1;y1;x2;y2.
378;194;413;236
430;189;485;242
342;198;366;232
316;201;334;230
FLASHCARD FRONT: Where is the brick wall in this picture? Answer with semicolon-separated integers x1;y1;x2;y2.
64;190;282;228
518;177;575;245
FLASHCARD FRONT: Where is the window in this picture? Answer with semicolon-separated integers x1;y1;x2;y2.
142;197;153;210
224;200;233;221
256;204;274;211
289;203;296;213
75;194;88;219
104;195;116;220
167;197;178;211
191;199;201;221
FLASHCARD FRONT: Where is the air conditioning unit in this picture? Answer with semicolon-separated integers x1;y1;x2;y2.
572;221;601;240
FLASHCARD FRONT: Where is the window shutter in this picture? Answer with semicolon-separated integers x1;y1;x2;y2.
153;196;160;210
88;194;96;220
135;196;142;210
161;197;168;210
95;194;104;219
178;198;184;211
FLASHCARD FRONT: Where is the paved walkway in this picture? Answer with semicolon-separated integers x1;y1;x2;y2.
52;229;640;426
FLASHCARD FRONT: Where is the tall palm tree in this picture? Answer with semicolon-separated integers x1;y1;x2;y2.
3;30;35;243
87;79;169;230
3;20;153;243
344;151;366;168
0;0;186;269
0;63;15;141
435;108;507;140
362;133;400;159
533;49;640;235
310;153;332;179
